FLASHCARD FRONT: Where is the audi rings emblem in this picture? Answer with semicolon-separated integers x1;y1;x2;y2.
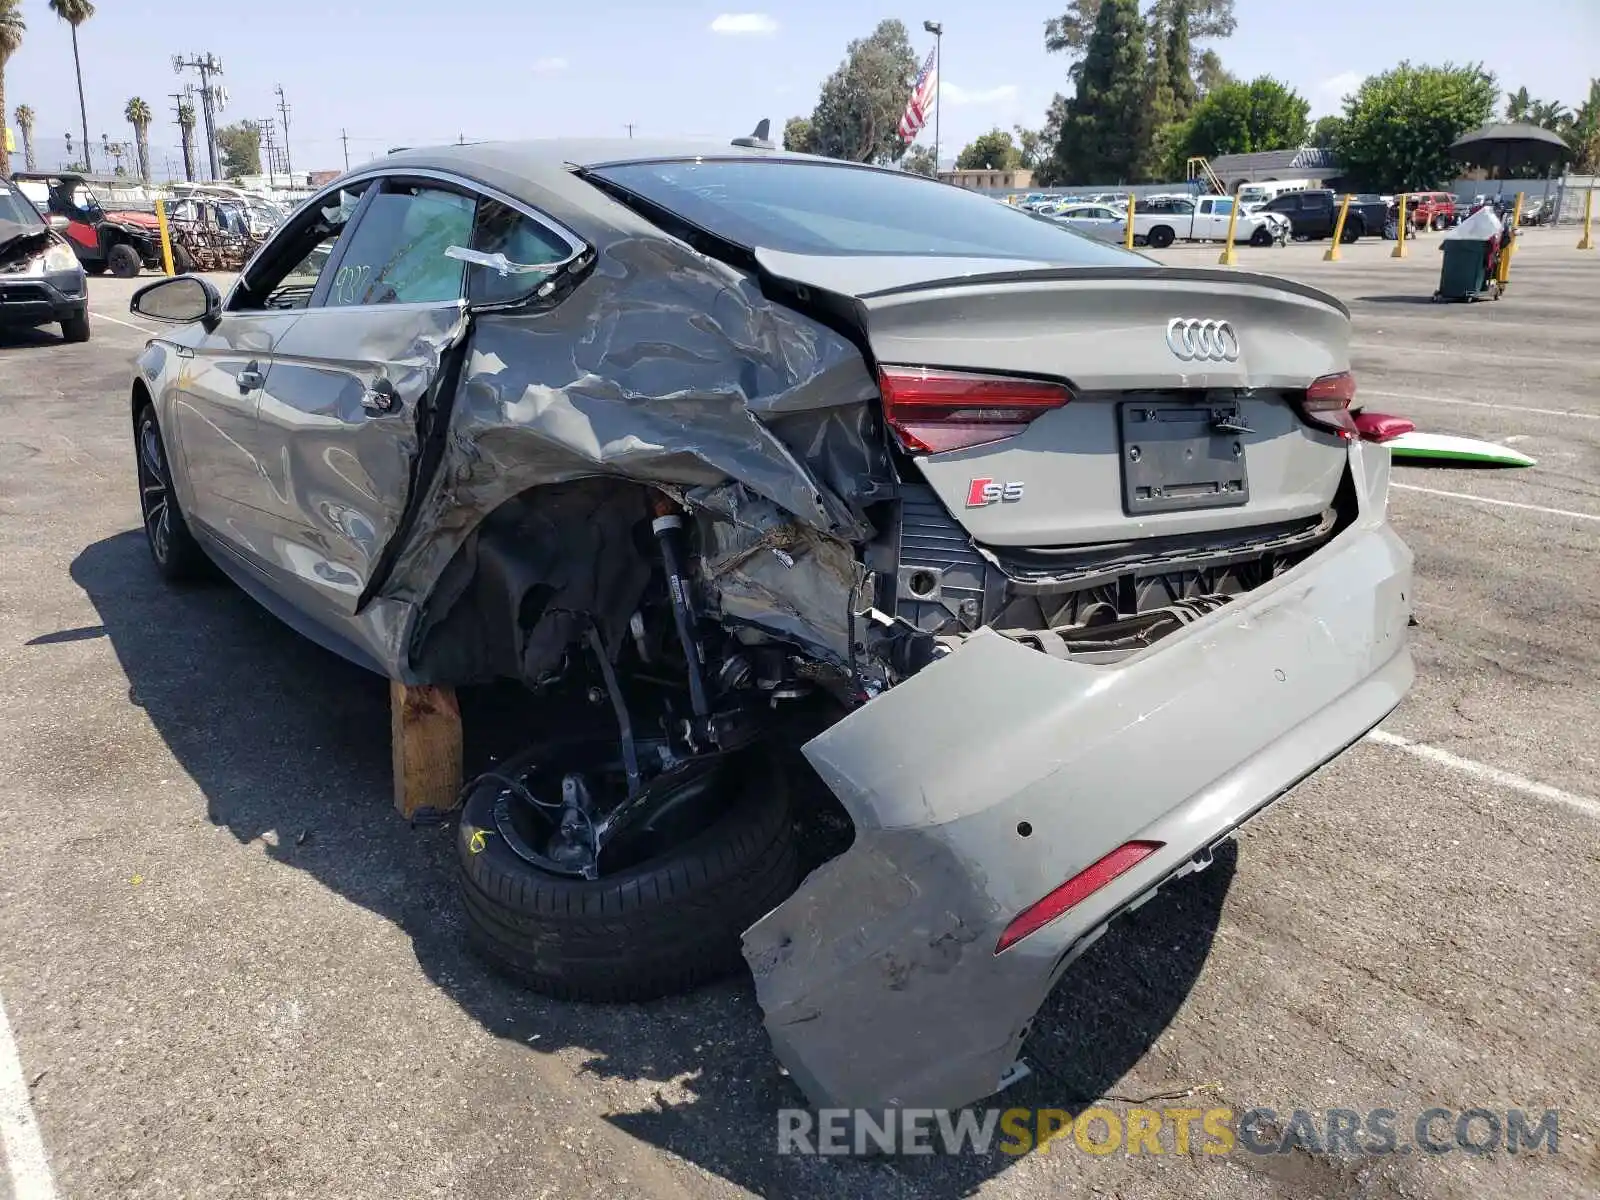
1165;318;1240;362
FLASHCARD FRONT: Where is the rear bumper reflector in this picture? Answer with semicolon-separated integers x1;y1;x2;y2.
994;839;1164;954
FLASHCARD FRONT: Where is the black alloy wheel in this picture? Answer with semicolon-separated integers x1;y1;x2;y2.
135;406;209;581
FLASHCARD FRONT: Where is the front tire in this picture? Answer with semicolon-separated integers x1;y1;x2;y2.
108;243;142;278
170;244;194;274
1249;227;1273;247
457;741;802;1002
1340;221;1362;243
60;310;91;343
135;405;210;581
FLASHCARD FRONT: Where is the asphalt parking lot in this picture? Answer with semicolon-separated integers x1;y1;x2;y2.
1;228;1596;1200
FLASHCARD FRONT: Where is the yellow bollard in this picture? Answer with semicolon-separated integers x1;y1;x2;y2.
1391;194;1408;258
155;198;176;276
1497;192;1524;287
1580;187;1595;251
1217;190;1241;266
1124;193;1136;251
1324;194;1352;261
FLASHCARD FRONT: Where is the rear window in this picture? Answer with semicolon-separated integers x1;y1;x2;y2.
586;159;1143;264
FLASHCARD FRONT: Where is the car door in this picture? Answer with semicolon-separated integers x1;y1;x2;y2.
1303;192;1334;236
250;177;585;628
165;181;371;555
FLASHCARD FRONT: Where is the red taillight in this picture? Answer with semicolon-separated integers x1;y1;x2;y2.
1352;410;1416;443
994;840;1163;954
877;366;1072;454
1299;371;1358;440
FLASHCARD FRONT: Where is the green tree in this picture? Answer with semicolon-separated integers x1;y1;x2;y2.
1031;93;1072;185
176;101;197;181
1165;0;1196;116
1180;76;1309;160
1046;0;1231;89
125;96;153;183
956;128;1021;170
1195;49;1233;95
13;101;34;171
1310;114;1344;148
1049;0;1149;184
1334;62;1498;190
782;115;815;153
807;19;918;165
0;0;21;180
1504;86;1532;123
901;143;938;177
1529;99;1570;131
1564;79;1600;173
1012;125;1046;168
48;0;94;174
217;122;262;177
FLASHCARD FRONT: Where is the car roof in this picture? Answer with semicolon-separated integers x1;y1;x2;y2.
338;137;912;248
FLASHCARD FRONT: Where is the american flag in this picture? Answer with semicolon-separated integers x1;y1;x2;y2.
898;47;939;142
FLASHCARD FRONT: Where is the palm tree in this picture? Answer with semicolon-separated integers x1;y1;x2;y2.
0;0;23;181
176;100;196;182
1504;86;1532;124
14;103;32;169
48;0;95;174
125;96;152;182
1529;100;1571;133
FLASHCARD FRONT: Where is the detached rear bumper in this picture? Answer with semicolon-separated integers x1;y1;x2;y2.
743;445;1413;1110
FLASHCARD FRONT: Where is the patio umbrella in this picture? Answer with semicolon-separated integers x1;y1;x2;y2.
1450;123;1571;193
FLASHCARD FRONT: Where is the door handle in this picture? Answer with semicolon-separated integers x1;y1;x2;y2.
360;380;401;416
237;362;264;393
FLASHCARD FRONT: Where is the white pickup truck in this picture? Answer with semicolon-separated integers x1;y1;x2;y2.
1126;194;1288;249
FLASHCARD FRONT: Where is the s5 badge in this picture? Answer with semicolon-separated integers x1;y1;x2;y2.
965;477;1025;507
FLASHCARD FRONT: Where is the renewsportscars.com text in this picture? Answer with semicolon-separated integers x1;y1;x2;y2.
776;1105;1562;1157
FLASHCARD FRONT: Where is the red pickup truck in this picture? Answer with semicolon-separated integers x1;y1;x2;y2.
1407;192;1457;231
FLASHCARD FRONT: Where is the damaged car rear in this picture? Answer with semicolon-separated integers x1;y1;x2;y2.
124;134;1413;1113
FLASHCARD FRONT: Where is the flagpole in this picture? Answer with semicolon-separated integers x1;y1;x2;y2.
924;20;943;174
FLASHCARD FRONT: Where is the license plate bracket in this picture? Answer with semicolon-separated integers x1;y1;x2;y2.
1119;400;1250;515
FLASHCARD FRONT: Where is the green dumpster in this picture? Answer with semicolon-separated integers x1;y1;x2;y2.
1435;238;1496;302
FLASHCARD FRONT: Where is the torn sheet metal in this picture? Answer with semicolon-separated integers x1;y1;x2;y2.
743;461;1414;1110
381;236;882;674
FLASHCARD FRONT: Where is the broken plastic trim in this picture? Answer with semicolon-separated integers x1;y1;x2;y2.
444;244;563;277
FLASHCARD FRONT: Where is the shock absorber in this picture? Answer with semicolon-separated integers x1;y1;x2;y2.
649;493;711;724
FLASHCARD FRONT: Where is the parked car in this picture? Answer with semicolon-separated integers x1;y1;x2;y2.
1405;191;1457;231
1040;202;1127;242
124;136;1413;1114
1260;189;1386;241
1128;193;1285;247
0;178;91;342
12;172;166;277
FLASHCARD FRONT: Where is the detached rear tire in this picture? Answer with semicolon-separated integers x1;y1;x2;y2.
457;743;801;1002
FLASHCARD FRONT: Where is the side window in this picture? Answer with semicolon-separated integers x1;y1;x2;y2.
463;198;576;306
234;182;373;312
325;185;475;307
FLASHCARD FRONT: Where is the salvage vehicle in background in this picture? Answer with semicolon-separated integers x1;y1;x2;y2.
124;134;1413;1112
1127;193;1286;248
13;172;164;277
0;179;91;342
1405;191;1457;231
1260;189;1388;241
1038;202;1126;242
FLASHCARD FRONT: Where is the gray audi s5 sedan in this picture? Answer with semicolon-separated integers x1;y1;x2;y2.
125;130;1414;1112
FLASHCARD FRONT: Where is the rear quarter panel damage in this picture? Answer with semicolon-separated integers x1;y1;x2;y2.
376;235;886;680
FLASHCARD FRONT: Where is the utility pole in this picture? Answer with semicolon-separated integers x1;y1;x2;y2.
341;129;351;170
923;20;943;174
170;89;195;182
253;119;280;188
624;123;636;139
173;53;225;180
274;85;294;181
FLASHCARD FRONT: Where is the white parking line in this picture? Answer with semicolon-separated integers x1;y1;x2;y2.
1363;388;1599;422
0;993;57;1200
89;311;156;335
1390;483;1600;523
1366;729;1600;822
1352;343;1591;370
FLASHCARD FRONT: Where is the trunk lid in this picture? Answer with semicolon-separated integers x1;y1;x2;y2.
757;251;1353;548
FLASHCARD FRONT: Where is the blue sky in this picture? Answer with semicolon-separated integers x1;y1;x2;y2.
3;0;1595;177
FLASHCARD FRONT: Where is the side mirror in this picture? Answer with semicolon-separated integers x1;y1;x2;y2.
46;214;70;232
130;274;222;326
